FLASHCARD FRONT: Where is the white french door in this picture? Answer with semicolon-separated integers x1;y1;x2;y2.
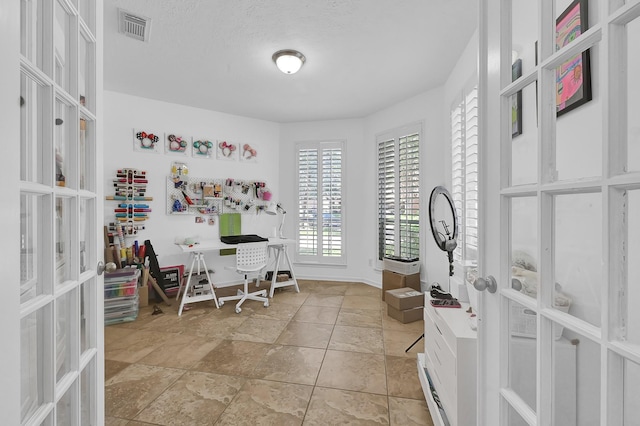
479;0;640;425
0;0;103;424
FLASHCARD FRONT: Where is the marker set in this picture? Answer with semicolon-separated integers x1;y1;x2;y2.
106;168;153;241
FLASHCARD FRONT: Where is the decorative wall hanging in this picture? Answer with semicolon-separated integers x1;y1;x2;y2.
240;143;258;163
133;129;160;153
555;0;592;116
217;140;238;160
192;139;214;158
165;133;190;155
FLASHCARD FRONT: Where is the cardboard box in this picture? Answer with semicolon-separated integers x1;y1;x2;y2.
385;287;424;311
387;304;423;324
382;270;420;301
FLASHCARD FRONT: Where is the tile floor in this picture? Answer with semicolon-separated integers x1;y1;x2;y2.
105;280;434;425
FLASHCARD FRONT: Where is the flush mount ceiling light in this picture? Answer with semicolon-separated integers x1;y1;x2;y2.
272;49;306;74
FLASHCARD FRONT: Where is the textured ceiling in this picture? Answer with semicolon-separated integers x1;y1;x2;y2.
104;0;478;123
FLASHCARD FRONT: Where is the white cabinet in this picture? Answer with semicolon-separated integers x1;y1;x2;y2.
417;294;477;426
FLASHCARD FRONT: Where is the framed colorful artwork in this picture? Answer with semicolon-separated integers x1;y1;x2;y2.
512;58;523;137
556;0;591;116
133;129;160;153
165;133;190;155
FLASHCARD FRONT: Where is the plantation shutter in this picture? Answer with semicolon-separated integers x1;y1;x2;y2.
321;148;342;257
298;148;318;256
398;133;420;259
378;139;395;260
464;87;479;261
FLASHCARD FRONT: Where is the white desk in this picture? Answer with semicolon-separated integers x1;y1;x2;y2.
176;237;299;316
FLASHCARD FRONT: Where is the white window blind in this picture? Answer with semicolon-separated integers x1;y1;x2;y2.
377;126;420;260
296;141;345;264
451;85;479;269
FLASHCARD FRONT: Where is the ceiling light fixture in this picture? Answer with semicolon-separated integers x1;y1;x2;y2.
272;49;306;74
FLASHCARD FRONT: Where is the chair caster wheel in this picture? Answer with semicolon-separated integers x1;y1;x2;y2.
219;301;224;306
264;301;269;307
235;307;241;314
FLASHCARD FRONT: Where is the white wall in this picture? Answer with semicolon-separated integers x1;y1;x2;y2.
278;88;445;289
103;91;282;286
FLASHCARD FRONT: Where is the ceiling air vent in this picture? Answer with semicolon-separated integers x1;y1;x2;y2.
118;9;151;42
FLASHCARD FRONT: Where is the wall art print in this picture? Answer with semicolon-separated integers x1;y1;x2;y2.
133;129;161;153
512;58;523;137
217;140;238;161
192;139;214;158
165;133;191;155
240;143;258;163
556;0;592;116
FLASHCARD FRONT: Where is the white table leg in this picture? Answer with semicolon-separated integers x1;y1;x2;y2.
268;244;299;298
178;252;198;316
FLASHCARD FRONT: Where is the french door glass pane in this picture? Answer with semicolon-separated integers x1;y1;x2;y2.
56;290;74;382
551;328;578;423
511;196;538;298
510;0;538;77
80;278;95;354
554;331;600;425
626;188;640;345
554;192;602;327
510;82;538;186
79;116;94;190
508;305;538;414
56;383;74;425
21;308;45;423
20;0;45;71
81;360;95;425
624;358;640;425
54;0;72;93
55;99;74;188
20;73;46;183
79;198;92;273
56;196;72;285
506;403;528;426
79;32;94;111
78;0;94;33
21;193;46;304
627;17;640;173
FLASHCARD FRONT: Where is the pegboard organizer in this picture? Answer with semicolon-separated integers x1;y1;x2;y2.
166;175;272;216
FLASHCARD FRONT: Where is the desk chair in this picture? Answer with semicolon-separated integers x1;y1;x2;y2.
218;241;270;313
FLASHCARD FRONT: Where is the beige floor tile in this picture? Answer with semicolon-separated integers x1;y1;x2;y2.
104;364;185;419
386;355;425;399
104;417;129;426
342;295;384;311
251;345;325;385
215;379;313;425
336;308;383;328
316;350;387;395
276;321;334;349
382;312;424;333
345;283;382;297
105;360;131;381
271;290;310;306
134;371;245;425
230;317;289;343
328;325;384;354
191;339;271;377
308;282;349;295
139;333;222;369
303;293;344;308
303;387;389;425
249;301;301;321
292;305;340;324
105;329;175;363
383;329;424;358
104;326;133;346
178;311;248;339
388;396;433;426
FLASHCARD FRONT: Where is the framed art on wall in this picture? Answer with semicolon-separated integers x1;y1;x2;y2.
512;58;523;137
556;0;592;116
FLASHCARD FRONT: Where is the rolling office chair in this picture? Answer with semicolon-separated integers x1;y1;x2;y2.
218;241;270;313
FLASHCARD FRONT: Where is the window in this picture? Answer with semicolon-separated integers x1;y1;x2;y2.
451;85;479;277
377;124;421;260
296;141;345;264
